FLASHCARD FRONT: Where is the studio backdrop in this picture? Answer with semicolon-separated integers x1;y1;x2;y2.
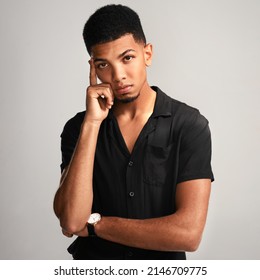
0;0;259;259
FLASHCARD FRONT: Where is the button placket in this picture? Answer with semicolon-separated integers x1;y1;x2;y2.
126;157;136;217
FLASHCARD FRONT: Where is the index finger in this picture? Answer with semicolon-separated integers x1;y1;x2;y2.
89;58;97;86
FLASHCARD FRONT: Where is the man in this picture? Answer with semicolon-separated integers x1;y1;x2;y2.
53;4;214;260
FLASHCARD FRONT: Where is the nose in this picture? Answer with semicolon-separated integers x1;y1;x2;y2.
112;64;126;83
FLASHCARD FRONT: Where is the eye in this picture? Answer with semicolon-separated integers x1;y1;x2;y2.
97;62;108;69
124;55;134;62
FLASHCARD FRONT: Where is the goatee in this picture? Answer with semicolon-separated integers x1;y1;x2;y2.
115;93;140;104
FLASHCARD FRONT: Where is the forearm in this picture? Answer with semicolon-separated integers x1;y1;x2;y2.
54;121;101;233
95;214;203;252
94;181;211;252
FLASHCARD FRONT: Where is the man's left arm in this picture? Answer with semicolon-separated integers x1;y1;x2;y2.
92;178;211;252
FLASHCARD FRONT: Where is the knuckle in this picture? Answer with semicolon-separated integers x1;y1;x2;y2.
87;85;92;91
87;85;96;94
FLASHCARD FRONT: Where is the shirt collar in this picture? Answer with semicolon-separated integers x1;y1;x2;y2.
151;86;172;118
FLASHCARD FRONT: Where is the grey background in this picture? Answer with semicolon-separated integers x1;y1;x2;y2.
0;0;259;259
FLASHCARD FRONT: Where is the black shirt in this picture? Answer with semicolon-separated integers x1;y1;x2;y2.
60;86;214;259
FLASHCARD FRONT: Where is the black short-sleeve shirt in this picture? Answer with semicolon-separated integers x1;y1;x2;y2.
60;86;214;260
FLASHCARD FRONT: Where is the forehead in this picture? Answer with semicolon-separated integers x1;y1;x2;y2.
91;34;143;58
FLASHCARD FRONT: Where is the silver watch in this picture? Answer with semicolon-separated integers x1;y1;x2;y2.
87;213;101;236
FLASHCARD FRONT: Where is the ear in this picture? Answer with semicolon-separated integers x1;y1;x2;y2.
144;43;153;67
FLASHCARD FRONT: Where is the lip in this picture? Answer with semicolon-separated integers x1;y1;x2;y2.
115;85;133;94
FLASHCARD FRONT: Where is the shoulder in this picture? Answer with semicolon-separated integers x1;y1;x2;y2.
155;87;209;130
174;102;209;131
61;111;86;138
63;111;86;127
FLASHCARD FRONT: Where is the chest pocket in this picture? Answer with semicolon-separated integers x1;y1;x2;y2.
143;143;174;186
143;115;174;186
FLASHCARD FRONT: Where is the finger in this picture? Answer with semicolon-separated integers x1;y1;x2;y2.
89;58;97;86
95;86;114;108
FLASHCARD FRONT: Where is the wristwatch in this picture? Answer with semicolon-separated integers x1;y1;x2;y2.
87;213;101;237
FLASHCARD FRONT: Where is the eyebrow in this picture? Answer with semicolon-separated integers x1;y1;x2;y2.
93;49;136;63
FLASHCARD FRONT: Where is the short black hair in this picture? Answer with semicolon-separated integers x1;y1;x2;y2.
83;4;146;54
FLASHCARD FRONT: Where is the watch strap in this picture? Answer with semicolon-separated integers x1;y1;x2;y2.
87;223;96;237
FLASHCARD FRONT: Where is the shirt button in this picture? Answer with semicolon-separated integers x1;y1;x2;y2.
127;251;133;257
129;192;135;197
128;161;134;167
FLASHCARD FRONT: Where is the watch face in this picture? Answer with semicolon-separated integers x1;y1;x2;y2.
88;213;101;224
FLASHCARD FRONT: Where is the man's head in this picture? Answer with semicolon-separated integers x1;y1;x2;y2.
83;5;152;104
83;4;146;55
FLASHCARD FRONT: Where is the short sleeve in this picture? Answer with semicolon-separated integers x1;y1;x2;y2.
60;112;85;172
177;110;214;183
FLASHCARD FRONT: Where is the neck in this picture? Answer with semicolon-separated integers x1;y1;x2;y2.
113;82;156;119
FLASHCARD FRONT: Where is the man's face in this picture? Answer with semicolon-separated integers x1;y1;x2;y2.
91;34;152;103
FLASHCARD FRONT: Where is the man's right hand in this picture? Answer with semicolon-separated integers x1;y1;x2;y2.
84;59;114;124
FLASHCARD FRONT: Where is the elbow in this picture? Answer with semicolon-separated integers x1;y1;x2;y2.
185;240;200;252
56;208;91;234
183;230;203;252
59;218;86;234
53;196;91;234
58;208;92;234
166;228;202;252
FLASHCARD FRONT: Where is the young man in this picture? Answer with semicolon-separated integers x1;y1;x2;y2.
54;4;214;260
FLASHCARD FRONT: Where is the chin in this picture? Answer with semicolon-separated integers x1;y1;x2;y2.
116;93;140;104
